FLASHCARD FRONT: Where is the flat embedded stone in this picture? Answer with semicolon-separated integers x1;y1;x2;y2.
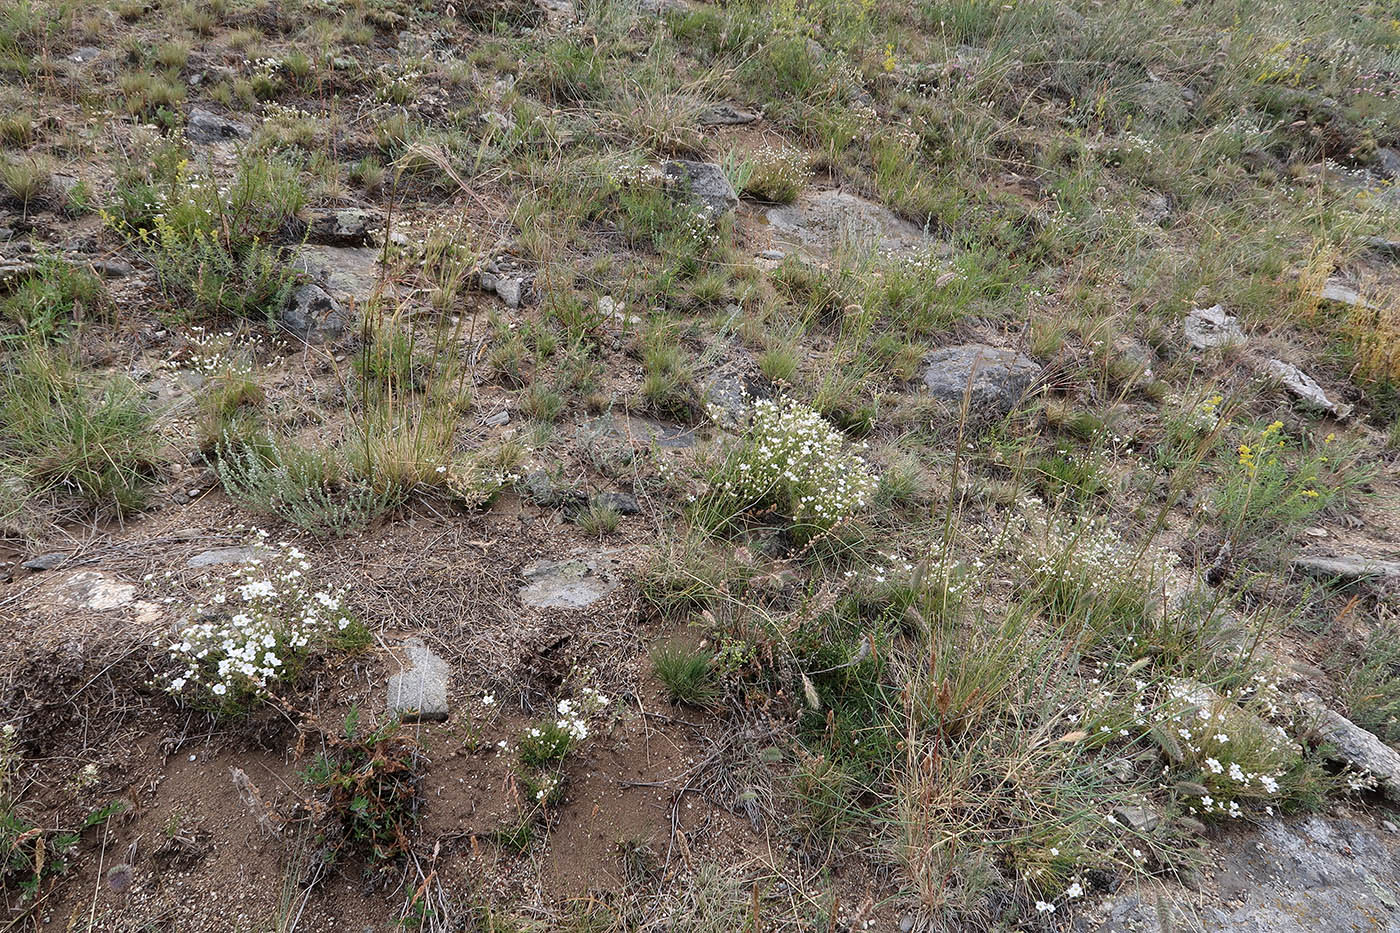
386;638;450;722
1297;692;1400;801
519;552;625;609
920;344;1041;414
1183;305;1245;350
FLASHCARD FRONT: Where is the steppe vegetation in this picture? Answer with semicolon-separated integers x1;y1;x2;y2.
2;0;1400;930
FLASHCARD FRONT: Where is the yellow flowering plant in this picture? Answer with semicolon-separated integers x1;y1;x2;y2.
1213;421;1363;559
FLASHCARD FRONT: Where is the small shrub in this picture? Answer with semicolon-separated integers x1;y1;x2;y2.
1012;502;1178;650
575;501;621;537
1340;626;1400;746
0;155;48;210
516;690;608;769
108;152;304;320
1213;421;1364;562
0;254;105;339
737;145;805;204
0;348;157;514
213;435;399;536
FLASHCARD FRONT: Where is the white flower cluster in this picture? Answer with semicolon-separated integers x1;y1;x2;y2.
1012;498;1178;599
709;397;877;529
156;532;353;703
553;688;610;742
1162;681;1300;819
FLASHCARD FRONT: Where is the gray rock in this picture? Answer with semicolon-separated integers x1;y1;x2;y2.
479;256;529;308
53;570;136;611
596;491;640;515
86;258;134;278
1142;191;1172;225
0;259;38;288
49;173;80;195
294;245;382;307
704;368;762;428
22;552;68;571
1265;359;1348;417
662;160;738;216
1111;804;1162;833
536;0;575;22
1378;147;1400;181
479;410;510;427
66;46;101;64
1294;553;1400;584
1363;236;1400;260
186;108;252;144
305;208;380;247
519;551;626;609
920;345;1041;414
1318;278;1372;309
1183;305;1245;350
1096;815;1400;932
281;283;349;343
590;413;695;449
767;190;939;260
698;103;759;126
758;249;785;261
520;470;586;509
1297;692;1400;800
186;546;260;570
386;638;450;722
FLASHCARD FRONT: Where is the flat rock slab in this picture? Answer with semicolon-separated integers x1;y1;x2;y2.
1265;359;1348;417
699;103;759;126
52;571;136;611
22;552;68;571
186;546;260;570
1294;553;1400;583
1093;815;1400;932
519;551;626;609
662;160;738;216
1318;278;1375;309
1298;692;1400;800
386;638;450;722
1183;305;1245;350
920;344;1041;414
587;413;695;450
1363;235;1400;260
186;108;251;144
281;283;348;343
766;190;939;260
294;245;383;308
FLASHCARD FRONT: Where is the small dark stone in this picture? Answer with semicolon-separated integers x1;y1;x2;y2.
22;552;68;571
596;491;640;515
186;107;252;144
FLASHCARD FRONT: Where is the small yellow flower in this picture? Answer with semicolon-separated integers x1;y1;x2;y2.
1324;433;1336;444
883;43;896;73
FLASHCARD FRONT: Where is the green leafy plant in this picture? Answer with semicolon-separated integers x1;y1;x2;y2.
304;709;422;867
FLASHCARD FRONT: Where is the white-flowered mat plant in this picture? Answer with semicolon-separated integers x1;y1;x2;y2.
695;396;877;534
153;531;368;714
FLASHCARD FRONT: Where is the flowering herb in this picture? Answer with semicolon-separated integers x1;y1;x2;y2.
696;397;877;534
156;532;368;714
